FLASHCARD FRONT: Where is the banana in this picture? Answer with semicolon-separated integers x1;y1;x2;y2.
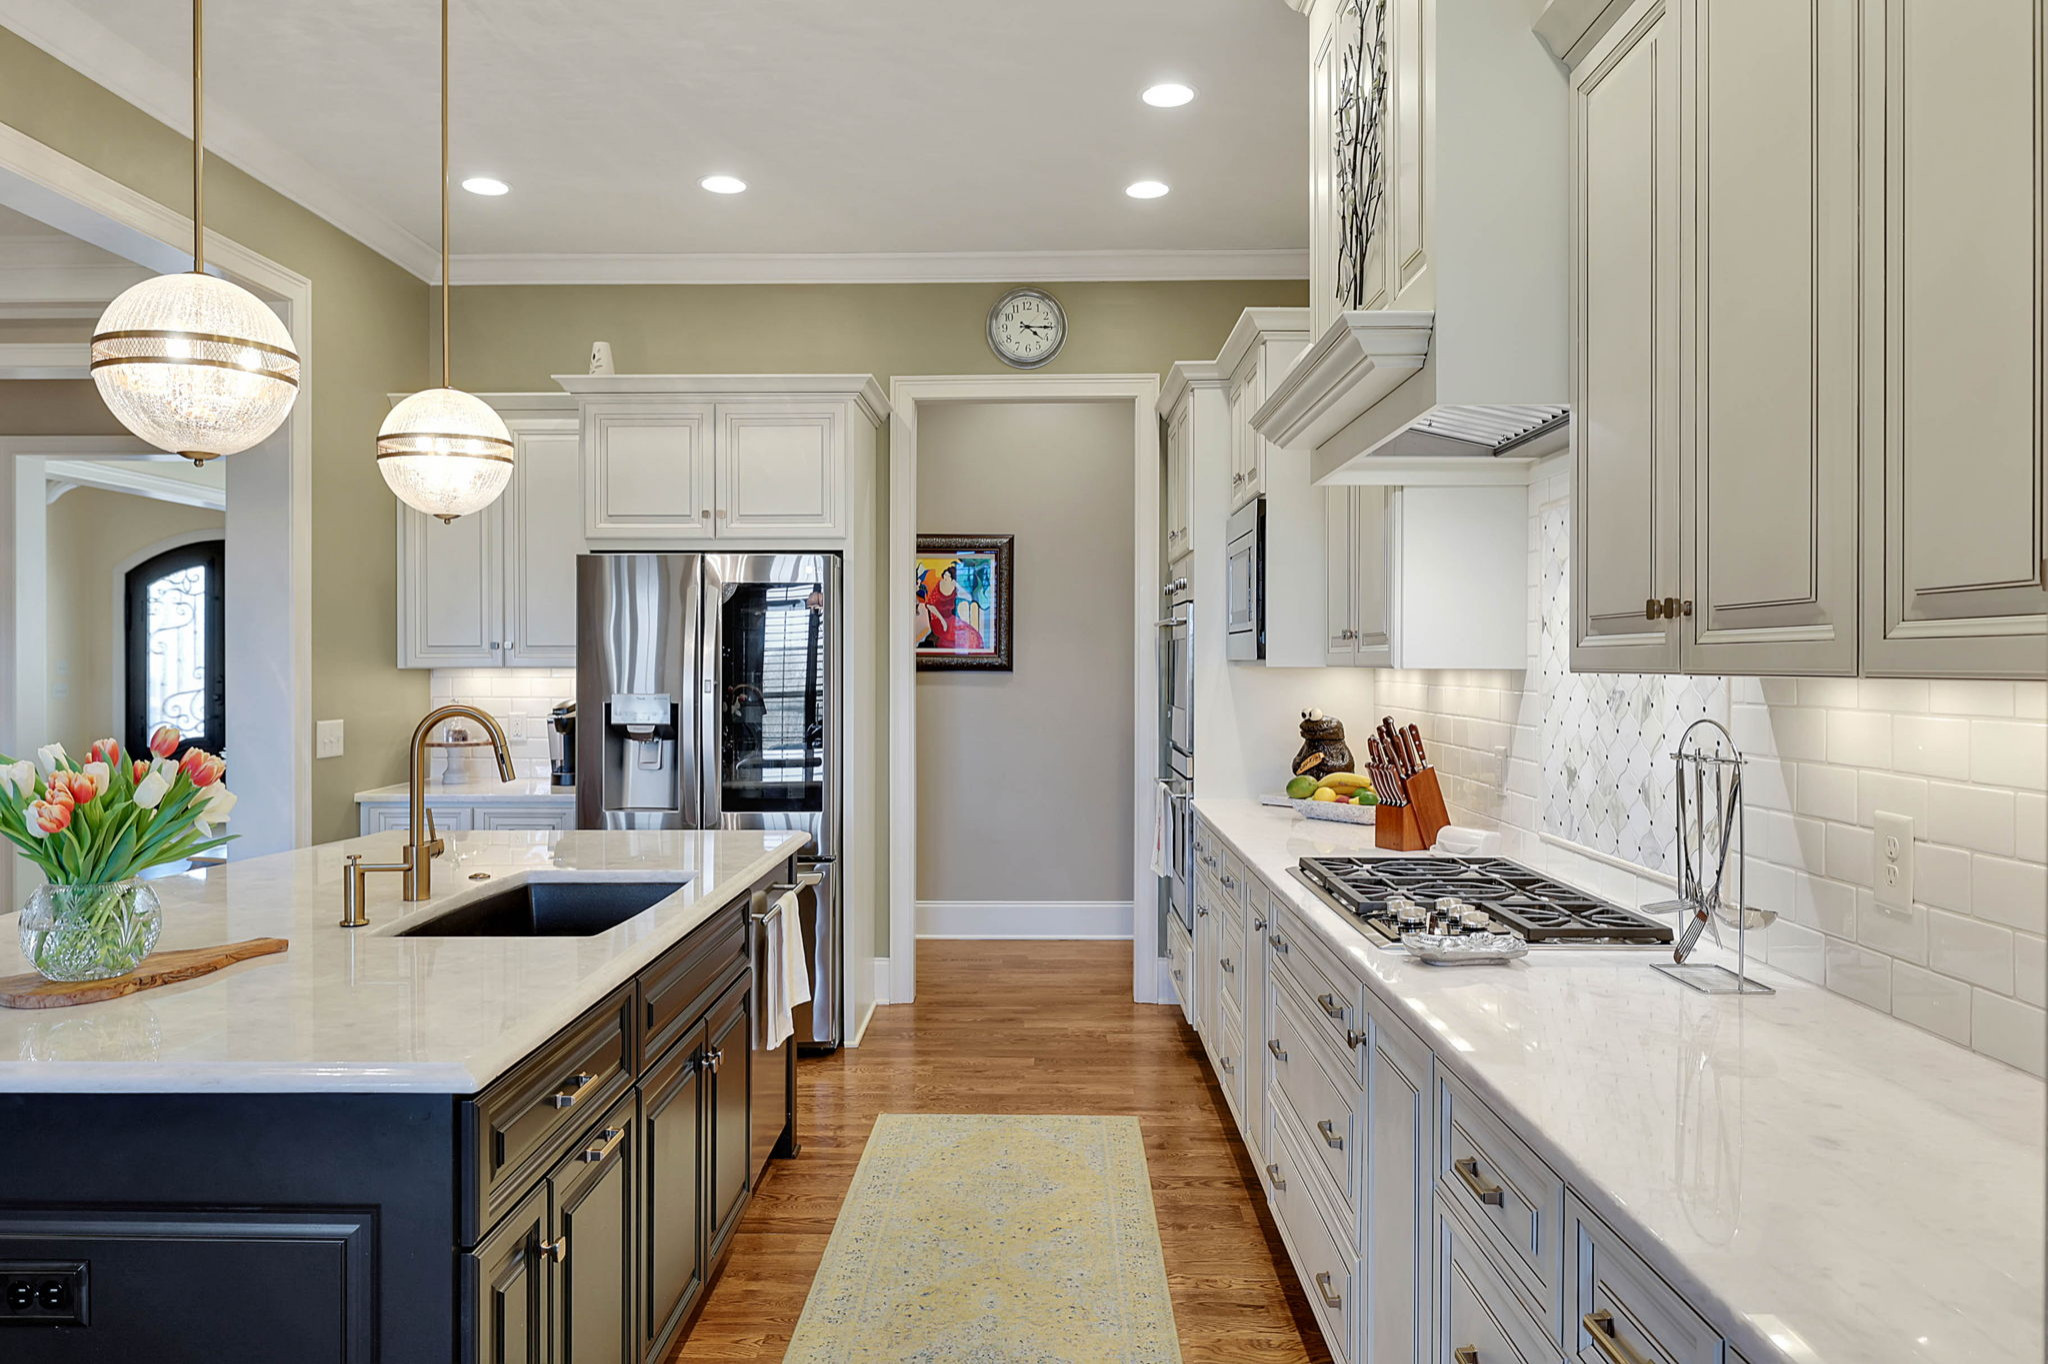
1316;771;1371;794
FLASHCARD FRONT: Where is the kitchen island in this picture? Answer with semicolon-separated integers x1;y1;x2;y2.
1185;798;2044;1364
0;827;808;1362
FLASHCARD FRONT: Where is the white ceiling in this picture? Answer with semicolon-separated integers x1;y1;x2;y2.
2;0;1309;283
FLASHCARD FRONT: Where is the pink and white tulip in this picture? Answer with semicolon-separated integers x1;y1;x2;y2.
80;762;111;799
87;738;121;767
178;749;226;788
27;798;71;836
148;726;181;759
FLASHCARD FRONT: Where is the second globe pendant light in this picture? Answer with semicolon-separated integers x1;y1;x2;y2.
377;0;513;523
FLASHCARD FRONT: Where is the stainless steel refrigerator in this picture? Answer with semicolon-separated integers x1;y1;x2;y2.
575;552;842;1050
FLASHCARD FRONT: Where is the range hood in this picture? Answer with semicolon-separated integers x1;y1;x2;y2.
1252;0;1571;488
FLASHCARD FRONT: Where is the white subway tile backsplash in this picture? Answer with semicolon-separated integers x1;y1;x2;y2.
2018;792;2048;863
1926;780;2015;857
1856;678;1929;713
1914;842;1973;914
1823;823;1872;885
1827;709;1892;768
2015;933;2047;1009
2017;683;2048;721
1928;680;2014;717
1890;714;1972;780
1794;763;1857;822
1856;771;1929;825
1927;909;2014;993
1825;939;1892;1011
1971;990;2046;1077
1970;719;2047;789
1762;920;1826;984
1799;677;1859;709
1890;963;1973;1044
1969;855;2047;936
1856;892;1927;964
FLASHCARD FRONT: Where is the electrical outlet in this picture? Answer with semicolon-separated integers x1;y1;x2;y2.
0;1261;88;1325
316;719;345;760
1873;810;1914;914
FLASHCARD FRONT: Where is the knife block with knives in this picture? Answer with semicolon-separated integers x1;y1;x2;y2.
1367;718;1451;852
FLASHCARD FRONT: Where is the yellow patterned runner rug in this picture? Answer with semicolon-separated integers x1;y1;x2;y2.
785;1113;1183;1363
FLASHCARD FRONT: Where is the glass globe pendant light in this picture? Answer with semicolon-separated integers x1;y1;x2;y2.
91;0;300;465
377;0;513;524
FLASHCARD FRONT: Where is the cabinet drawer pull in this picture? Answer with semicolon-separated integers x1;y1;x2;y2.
1644;597;1661;621
1345;1027;1365;1050
1220;873;1235;889
1454;1156;1505;1207
1173;969;1184;982
1455;1349;1480;1364
1317;1119;1344;1150
1220;957;1235;973
1198;905;1210;918
1253;917;1267;932
1313;1271;1342;1310
1583;1311;1653;1364
1268;933;1289;954
1219;1055;1235;1074
1267;1038;1287;1062
578;1126;626;1163
1315;991;1346;1020
1265;1161;1285;1190
540;1235;568;1264
547;1072;596;1108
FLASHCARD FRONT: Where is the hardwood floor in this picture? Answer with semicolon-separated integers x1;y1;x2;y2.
674;939;1333;1362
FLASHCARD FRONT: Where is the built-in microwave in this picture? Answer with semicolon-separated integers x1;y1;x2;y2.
1224;498;1264;661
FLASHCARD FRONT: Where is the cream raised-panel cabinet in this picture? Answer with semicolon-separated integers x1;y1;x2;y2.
1569;0;1683;675
1861;0;2047;678
561;376;887;546
397;396;581;669
1679;0;1860;676
1165;400;1192;566
1222;310;1311;512
1324;487;1391;667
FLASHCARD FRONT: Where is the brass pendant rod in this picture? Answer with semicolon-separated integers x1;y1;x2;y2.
440;0;451;390
191;0;205;272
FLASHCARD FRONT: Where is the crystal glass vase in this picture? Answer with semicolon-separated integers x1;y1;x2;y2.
18;880;163;983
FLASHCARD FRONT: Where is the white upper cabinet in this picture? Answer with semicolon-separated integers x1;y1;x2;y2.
398;396;578;669
1163;388;1195;566
1570;0;1682;674
1679;0;1860;676
1570;0;2045;678
560;376;886;546
1861;0;2046;678
1324;486;1390;667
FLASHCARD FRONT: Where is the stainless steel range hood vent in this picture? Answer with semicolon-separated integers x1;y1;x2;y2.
1376;404;1570;459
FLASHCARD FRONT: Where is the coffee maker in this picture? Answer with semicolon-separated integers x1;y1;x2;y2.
548;701;576;791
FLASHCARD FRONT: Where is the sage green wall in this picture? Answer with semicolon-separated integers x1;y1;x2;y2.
440;281;1308;391
0;27;432;842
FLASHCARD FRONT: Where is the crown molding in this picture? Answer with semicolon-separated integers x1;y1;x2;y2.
0;0;441;279
452;247;1310;287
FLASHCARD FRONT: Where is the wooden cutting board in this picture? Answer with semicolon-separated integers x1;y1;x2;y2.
0;938;288;1010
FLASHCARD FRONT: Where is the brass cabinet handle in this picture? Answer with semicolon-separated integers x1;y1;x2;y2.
1313;1271;1342;1310
1315;991;1346;1021
1455;1349;1480;1364
1253;916;1268;932
1198;904;1210;918
578;1126;626;1164
1221;957;1235;973
1644;598;1661;620
1346;1027;1366;1050
1267;1038;1288;1062
1583;1311;1653;1364
540;1235;568;1264
547;1071;596;1108
1317;1119;1344;1150
1269;933;1289;954
1221;873;1236;889
1265;1161;1286;1190
1454;1156;1505;1207
1219;1055;1235;1074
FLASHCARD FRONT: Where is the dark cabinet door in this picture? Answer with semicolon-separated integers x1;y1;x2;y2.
704;973;754;1262
640;1021;707;1361
550;1092;638;1364
469;1185;549;1364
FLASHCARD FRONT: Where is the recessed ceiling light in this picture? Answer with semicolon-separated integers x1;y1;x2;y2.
699;175;748;195
1125;180;1170;200
1142;83;1195;108
461;176;509;196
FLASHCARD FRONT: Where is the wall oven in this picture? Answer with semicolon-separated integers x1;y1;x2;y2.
1157;579;1194;933
1224;497;1265;661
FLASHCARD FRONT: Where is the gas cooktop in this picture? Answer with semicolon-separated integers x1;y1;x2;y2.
1294;855;1674;948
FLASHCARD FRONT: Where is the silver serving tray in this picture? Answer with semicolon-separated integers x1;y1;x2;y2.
1401;930;1530;965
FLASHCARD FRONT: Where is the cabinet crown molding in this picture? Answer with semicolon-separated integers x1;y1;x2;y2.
553;373;891;424
1159;359;1228;417
1250;310;1433;453
1216;307;1313;379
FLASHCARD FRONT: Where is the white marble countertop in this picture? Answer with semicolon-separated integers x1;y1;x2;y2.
353;778;571;805
0;829;806;1094
1193;797;2044;1364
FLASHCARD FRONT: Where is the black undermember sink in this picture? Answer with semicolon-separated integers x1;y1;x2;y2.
397;878;688;937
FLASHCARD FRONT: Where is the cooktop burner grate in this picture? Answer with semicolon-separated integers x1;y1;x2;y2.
1297;855;1673;947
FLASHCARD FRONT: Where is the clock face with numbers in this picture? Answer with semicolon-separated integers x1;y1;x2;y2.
987;287;1067;369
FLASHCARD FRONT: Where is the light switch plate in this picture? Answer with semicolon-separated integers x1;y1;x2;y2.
1873;809;1914;914
316;719;345;760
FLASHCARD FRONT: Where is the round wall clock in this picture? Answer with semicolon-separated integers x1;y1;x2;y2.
987;287;1067;369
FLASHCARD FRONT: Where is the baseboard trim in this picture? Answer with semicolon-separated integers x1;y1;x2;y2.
915;900;1135;940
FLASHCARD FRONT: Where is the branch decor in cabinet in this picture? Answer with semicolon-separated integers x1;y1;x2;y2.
1334;0;1389;312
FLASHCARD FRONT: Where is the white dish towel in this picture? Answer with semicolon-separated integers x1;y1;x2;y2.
760;890;810;1051
1150;780;1173;878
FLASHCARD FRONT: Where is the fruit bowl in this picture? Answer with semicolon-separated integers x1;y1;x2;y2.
1292;797;1376;825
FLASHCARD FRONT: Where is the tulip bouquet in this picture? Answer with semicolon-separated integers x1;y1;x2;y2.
1;726;237;981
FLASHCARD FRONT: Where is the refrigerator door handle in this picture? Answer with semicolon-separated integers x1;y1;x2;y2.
697;556;724;828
